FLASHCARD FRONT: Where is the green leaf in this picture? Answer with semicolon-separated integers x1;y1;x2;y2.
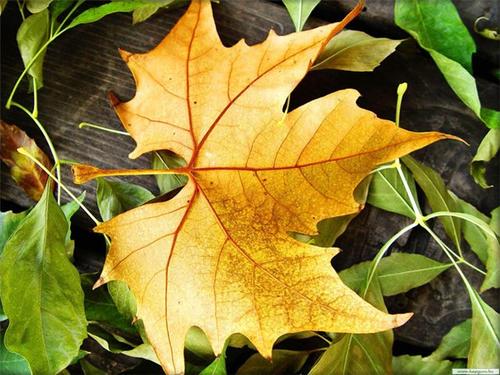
491;207;500;236
151;151;188;195
88;331;159;364
429;319;471;361
81;359;107;375
282;0;321;32
61;192;86;259
96;178;154;221
50;0;76;21
0;185;87;375
237;349;309;375
339;253;451;296
403;156;462;250
16;9;50;91
309;277;392;375
132;4;162;24
395;0;499;129
132;0;182;24
0;333;31;375
453;194;500;291
61;192;85;221
471;129;500;188
26;0;53;13
185;327;215;363
106;280;137;325
314;29;403;72
392;355;454;375
367;165;418;219
468;290;500;368
0;210;28;254
0;0;7;15
81;274;136;335
394;0;474;70
200;355;226;375
66;0;164;30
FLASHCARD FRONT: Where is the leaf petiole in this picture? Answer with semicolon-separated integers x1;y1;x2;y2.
425;211;497;239
78;122;129;136
18;147;101;225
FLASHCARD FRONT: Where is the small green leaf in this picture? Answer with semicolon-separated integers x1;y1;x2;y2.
0;185;87;375
185;327;215;363
309;277;392;375
61;192;86;259
0;0;7;15
88;331;159;364
81;359;107;375
394;0;474;71
0;210;28;254
282;0;321;32
403;156;462;250
132;0;183;24
151;151;188;195
16;9;50;91
429;319;471;361
0;333;31;375
491;207;500;236
26;0;53;13
452;194;500;291
314;30;403;72
96;178;154;221
66;0;164;30
392;355;454;375
395;0;499;129
81;274;136;335
237;349;309;375
468;290;500;368
367;165;418;219
339;253;451;296
200;354;226;375
50;0;76;21
106;280;137;325
471;129;500;188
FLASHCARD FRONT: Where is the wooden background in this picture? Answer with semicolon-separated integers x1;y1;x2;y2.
1;0;499;357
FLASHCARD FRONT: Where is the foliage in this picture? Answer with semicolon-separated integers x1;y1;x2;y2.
394;0;500;186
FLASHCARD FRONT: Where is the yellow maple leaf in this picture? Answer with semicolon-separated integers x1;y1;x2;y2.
73;1;455;373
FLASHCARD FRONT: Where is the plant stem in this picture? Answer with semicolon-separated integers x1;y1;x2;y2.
18;147;101;225
16;0;25;20
79;122;129;136
11;100;62;203
54;0;85;35
32;77;38;118
425;211;497;239
6;36;56;109
361;222;418;298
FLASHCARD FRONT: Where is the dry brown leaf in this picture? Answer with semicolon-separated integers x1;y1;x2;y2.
0;120;52;201
73;1;455;373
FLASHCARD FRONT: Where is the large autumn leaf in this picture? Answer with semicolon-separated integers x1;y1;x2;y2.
73;1;454;373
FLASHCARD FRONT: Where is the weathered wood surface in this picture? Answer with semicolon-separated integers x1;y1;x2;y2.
1;0;499;352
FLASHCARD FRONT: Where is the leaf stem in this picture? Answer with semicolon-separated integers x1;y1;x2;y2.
16;0;25;20
78;122;129;136
18;147;101;225
32;77;39;118
425;211;497;239
361;222;418;297
11;100;62;203
54;0;85;35
6;36;56;109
